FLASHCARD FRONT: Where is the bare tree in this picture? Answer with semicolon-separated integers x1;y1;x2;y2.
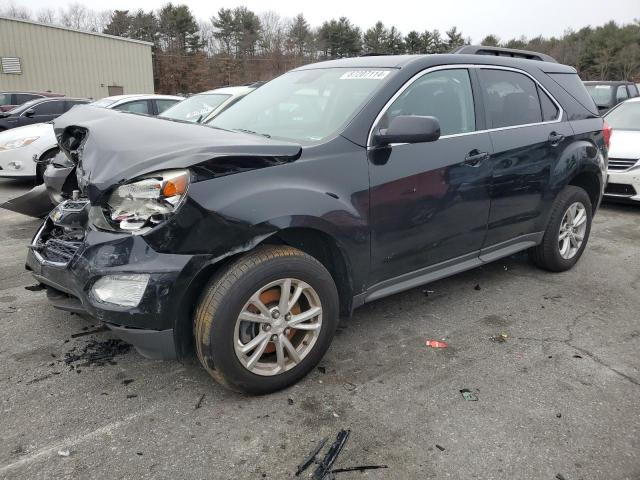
36;8;57;24
0;2;32;20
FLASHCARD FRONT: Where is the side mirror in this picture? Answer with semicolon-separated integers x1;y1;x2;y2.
24;108;36;117
373;115;440;147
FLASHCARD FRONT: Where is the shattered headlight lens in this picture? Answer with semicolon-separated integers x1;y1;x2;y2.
0;136;39;151
106;169;190;231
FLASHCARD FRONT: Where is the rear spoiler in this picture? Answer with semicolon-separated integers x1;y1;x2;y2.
451;45;558;63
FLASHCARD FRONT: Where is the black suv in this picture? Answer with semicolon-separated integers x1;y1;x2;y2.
0;97;89;130
584;80;640;113
27;47;606;393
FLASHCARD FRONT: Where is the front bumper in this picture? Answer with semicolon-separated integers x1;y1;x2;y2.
605;169;640;202
0;146;38;177
26;214;205;360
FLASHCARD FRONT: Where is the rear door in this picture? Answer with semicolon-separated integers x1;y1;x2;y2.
369;67;493;284
478;67;574;250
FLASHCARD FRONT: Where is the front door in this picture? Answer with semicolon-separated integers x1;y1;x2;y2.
368;68;493;285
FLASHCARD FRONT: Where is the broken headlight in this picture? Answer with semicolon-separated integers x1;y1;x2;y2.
106;170;190;231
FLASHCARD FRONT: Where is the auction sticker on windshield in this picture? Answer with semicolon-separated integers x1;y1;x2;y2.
340;70;390;80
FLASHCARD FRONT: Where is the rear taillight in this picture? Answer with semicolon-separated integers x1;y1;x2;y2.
603;121;612;149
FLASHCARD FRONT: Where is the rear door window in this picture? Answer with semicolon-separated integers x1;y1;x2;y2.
616;85;629;103
539;87;560;121
155;99;180;114
379;68;476;136
114;100;150;114
628;84;640;97
478;69;542;128
31;100;65;115
15;93;42;104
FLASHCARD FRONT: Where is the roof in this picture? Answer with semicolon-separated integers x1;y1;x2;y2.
99;94;184;102
198;86;256;95
0;91;65;96
584;81;636;85
296;54;575;74
0;16;153;46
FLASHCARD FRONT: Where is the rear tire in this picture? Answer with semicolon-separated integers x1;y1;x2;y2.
194;245;339;394
529;186;592;272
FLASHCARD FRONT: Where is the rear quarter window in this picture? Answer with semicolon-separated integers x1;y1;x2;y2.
550;74;599;115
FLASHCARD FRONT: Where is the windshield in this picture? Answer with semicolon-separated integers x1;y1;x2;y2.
0;94;11;106
7;98;41;114
605;102;640;131
91;98;118;108
209;68;394;142
161;94;231;122
585;85;612;106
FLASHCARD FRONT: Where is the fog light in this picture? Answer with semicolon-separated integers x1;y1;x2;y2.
91;274;149;307
8;161;22;170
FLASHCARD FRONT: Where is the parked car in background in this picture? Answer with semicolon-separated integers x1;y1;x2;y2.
0;97;89;131
0;91;65;112
584;81;640;114
160;84;261;123
603;98;640;203
27;47;606;394
90;94;183;116
1;94;185;216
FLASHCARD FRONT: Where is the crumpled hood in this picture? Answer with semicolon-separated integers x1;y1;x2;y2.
53;105;302;202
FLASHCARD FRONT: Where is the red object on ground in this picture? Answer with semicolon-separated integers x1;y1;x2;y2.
425;340;448;348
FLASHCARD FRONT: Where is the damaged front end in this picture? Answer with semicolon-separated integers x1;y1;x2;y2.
26;105;303;360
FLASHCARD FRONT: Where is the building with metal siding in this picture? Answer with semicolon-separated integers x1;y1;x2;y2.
0;17;153;100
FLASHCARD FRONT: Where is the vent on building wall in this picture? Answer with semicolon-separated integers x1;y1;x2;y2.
1;57;22;74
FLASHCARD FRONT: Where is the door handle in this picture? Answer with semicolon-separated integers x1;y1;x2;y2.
463;150;489;167
548;132;565;146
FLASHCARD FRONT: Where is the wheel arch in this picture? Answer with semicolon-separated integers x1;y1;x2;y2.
172;225;356;359
568;170;602;214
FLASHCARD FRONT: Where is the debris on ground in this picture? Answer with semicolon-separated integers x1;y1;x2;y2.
435;444;445;451
460;389;478;401
64;339;131;367
573;354;583;359
556;413;562;418
422;289;435;297
70;326;109;338
295;437;327;476
343;382;357;392
24;284;46;292
312;430;350;479
556;474;567;480
489;333;508;343
121;379;134;386
294;430;388;479
57;449;70;457
426;339;448;348
474;284;481;291
195;394;205;410
126;394;137;399
288;398;294;405
317;366;326;374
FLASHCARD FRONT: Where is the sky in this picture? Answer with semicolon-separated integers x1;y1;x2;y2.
13;0;640;42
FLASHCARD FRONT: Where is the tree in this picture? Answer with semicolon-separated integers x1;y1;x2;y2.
363;21;387;54
317;17;361;58
36;8;57;24
234;7;262;57
212;8;236;56
385;26;405;54
104;10;131;37
287;14;311;57
446;26;465;50
405;31;422;54
158;3;201;52
480;34;500;46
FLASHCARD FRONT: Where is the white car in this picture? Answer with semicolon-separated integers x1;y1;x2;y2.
160;85;261;124
0;94;183;181
604;97;640;203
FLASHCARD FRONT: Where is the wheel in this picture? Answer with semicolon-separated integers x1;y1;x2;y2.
194;245;339;394
35;149;59;185
529;186;592;272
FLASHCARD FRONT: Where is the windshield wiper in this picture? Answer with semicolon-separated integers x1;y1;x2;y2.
233;128;271;138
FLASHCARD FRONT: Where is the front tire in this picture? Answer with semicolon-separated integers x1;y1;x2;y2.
530;186;592;272
194;245;339;394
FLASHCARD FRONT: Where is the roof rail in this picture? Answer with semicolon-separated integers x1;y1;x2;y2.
451;45;558;63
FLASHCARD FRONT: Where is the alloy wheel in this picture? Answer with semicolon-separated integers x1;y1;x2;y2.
558;201;587;259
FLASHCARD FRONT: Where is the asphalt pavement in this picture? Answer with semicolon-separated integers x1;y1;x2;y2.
0;178;638;480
